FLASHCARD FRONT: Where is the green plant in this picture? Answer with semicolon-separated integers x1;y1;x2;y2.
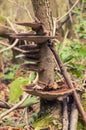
72;5;86;39
3;64;20;80
9;77;28;103
56;39;86;80
83;0;86;4
9;72;35;103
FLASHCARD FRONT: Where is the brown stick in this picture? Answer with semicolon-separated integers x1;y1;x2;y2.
0;94;28;119
0;41;26;53
48;42;86;125
62;98;69;130
70;101;78;130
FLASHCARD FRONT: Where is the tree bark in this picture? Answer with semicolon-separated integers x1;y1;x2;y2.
31;0;55;89
31;0;62;129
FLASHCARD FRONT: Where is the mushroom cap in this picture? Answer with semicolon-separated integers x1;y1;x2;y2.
22;85;82;100
16;21;42;29
11;33;57;43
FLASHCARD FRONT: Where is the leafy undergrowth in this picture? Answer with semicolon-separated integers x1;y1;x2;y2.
0;56;40;129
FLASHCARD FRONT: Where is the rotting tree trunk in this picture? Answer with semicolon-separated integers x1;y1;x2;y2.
31;0;62;129
31;0;55;90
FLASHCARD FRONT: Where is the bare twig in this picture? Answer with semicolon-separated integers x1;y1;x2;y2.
53;17;57;36
68;0;73;23
59;30;69;54
0;93;28;119
6;17;18;33
0;39;19;53
56;0;79;23
7;0;33;20
24;5;33;21
70;101;78;130
25;107;29;127
18;108;26;123
62;98;69;130
0;41;27;53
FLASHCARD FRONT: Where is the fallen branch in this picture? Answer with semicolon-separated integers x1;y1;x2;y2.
48;41;86;125
62;98;69;130
0;41;27;53
0;93;28;119
0;39;19;53
56;0;79;23
70;100;78;130
6;17;18;33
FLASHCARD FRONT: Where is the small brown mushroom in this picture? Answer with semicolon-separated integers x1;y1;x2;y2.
23;56;40;63
21;63;42;72
19;44;40;50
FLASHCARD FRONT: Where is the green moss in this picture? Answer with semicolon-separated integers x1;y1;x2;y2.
32;115;62;130
0;16;7;23
77;117;86;130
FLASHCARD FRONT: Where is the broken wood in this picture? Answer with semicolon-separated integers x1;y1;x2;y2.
70;101;78;130
62;98;69;130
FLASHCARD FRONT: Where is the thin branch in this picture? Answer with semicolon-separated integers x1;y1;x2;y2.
0;41;27;53
24;5;33;21
56;5;86;30
18;108;26;123
7;0;33;21
62;98;69;130
53;17;57;36
0;39;19;53
70;101;78;130
56;0;80;23
0;93;28;119
6;17;18;33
